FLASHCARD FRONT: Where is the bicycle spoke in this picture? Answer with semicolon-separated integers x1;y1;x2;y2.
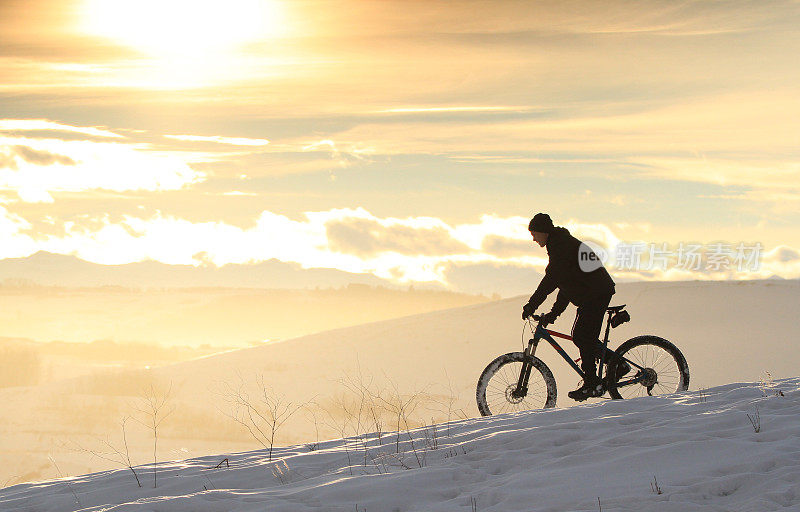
615;343;683;398
482;358;552;413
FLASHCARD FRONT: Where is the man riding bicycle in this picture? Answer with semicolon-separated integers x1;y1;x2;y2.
522;213;625;401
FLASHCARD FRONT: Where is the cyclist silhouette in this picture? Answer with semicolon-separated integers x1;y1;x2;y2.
522;213;619;401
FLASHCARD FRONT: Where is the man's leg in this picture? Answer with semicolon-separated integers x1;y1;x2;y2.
571;294;612;379
567;294;613;401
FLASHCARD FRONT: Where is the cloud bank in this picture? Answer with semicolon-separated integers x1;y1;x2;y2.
0;123;205;202
1;206;796;296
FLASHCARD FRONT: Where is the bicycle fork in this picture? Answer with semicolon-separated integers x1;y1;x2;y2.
513;338;539;399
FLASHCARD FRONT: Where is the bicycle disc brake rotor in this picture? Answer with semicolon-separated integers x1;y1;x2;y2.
505;385;525;404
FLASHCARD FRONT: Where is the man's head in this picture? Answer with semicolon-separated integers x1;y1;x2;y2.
528;213;553;247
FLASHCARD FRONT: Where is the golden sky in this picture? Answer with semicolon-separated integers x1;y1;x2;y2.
1;0;799;290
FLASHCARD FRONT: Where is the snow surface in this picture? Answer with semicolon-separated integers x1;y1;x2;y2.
2;378;799;512
1;279;798;488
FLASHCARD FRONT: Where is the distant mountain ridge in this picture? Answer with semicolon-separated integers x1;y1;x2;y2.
0;251;395;289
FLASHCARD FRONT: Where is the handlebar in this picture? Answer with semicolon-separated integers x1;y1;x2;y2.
526;314;549;326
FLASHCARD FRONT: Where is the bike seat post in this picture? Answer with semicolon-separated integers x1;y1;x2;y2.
602;311;613;345
598;311;613;380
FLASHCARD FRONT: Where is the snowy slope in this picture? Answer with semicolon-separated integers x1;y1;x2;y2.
1;279;798;487
150;279;800;443
2;378;799;512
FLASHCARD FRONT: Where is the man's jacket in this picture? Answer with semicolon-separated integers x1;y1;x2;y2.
528;227;615;315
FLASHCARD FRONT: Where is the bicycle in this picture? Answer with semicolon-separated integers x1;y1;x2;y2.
476;305;690;416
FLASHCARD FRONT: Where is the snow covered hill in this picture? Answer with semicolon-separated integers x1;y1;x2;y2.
1;279;798;488
2;378;798;512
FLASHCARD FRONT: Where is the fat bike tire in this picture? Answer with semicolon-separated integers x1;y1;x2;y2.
476;352;557;416
607;335;690;400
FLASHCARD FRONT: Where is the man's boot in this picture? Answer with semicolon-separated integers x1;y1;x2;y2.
568;374;603;402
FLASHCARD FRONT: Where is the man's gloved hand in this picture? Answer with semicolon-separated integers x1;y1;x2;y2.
522;302;536;320
540;311;558;325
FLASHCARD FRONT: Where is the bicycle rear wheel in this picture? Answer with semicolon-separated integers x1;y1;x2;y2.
476;352;557;416
607;335;689;400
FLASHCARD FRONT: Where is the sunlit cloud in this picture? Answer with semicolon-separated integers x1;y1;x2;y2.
325;215;471;257
481;235;532;258
221;191;259;197
563;222;623;254
301;140;376;171
330;90;800;156
636;157;800;192
0;206;37;259
0;119;123;139
3;145;76;167
164;134;270;146
3;207;796;294
0;135;204;203
378;106;533;114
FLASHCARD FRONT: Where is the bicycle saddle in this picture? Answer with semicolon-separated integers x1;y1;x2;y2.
607;304;626;312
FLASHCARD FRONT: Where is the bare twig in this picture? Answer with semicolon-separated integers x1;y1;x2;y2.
2;476;20;489
321;392;356;474
442;368;459;438
374;379;427;455
212;458;229;469
221;376;306;461
48;455;80;506
305;406;322;450
758;371;773;397
443;445;468;459
747;406;761;433
72;416;142;487
651;475;662;494
133;382;175;488
270;459;291;484
423;419;438;450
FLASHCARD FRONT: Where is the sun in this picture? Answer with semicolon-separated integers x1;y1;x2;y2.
81;0;283;58
79;0;286;88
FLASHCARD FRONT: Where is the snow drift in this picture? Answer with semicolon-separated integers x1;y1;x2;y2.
2;378;798;512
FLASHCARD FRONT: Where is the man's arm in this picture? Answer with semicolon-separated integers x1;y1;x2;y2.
549;290;569;318
534;289;570;325
526;270;556;311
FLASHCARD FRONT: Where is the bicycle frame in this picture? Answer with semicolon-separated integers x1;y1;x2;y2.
526;323;585;376
518;318;646;394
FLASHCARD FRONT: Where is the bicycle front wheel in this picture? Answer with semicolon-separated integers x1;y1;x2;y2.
476;352;557;416
607;335;689;400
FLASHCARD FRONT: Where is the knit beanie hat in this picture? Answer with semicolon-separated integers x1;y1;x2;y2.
528;213;554;233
